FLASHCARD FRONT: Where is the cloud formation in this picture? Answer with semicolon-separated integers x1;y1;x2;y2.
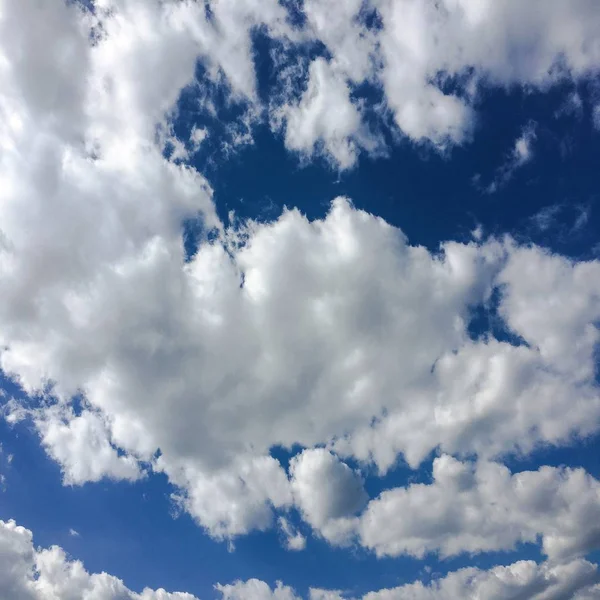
359;456;600;560
3;516;600;600
0;519;199;600
2;0;600;561
216;560;600;600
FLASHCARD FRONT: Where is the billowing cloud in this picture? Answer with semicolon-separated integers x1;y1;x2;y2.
290;449;367;545
0;519;199;600
218;580;301;600
362;559;600;600
2;0;600;554
216;560;600;600
33;407;143;485
359;455;600;560
2;516;600;600
277;58;377;169
4;194;600;543
275;0;600;163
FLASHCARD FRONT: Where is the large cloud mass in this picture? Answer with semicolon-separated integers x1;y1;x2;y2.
2;0;600;571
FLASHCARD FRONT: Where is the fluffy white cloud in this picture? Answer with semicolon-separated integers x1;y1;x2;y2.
219;560;600;600
498;243;600;382
217;580;301;600
3;0;600;550
0;519;199;600
3;192;600;539
2;515;599;600
159;454;292;539
362;559;600;600
33;407;143;485
278;0;600;161
289;449;367;545
376;0;600;147
359;455;600;560
277;58;378;169
303;0;375;83
278;517;307;552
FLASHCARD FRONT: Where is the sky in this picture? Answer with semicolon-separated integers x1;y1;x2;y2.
1;0;600;599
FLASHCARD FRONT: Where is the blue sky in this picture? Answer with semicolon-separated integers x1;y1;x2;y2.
2;1;600;599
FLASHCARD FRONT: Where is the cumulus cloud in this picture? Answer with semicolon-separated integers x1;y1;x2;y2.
2;0;600;553
160;454;293;539
141;0;600;167
281;0;600;160
290;449;367;545
217;580;301;600
277;58;378;169
33;407;143;485
361;559;600;600
3;192;600;540
359;455;600;560
0;519;199;600
218;560;600;600
303;0;376;84
2;516;599;600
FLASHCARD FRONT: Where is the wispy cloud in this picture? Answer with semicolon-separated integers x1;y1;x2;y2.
478;122;537;193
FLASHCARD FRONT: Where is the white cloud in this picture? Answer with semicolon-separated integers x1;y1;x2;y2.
2;0;600;552
272;0;600;161
278;517;307;552
4;518;598;600
158;454;292;539
218;560;600;600
189;126;208;154
290;449;367;545
277;58;376;169
482;122;537;193
498;244;600;381
9;0;598;177
362;559;600;600
359;455;600;561
3;194;600;540
217;580;301;600
309;591;346;600
303;0;376;83
376;0;600;145
11;515;597;600
33;407;143;485
0;519;199;600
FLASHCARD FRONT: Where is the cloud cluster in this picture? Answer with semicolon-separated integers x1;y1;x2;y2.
274;0;600;166
359;455;600;560
10;0;596;172
6;186;600;540
216;559;600;600
0;519;199;600
3;517;600;600
290;449;367;545
2;0;600;565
